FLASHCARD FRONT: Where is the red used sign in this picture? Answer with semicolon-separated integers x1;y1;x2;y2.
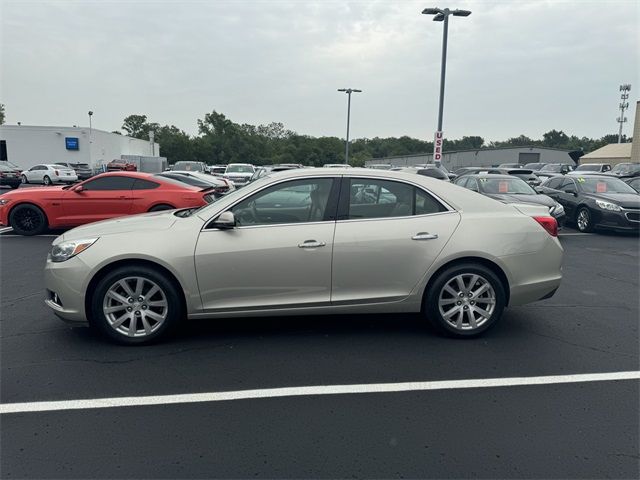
596;182;607;193
433;131;443;163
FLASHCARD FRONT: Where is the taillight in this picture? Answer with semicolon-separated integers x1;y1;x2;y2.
54;170;59;176
533;216;558;237
0;173;5;178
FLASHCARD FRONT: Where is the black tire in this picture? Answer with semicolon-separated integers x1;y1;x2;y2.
148;204;174;212
9;204;48;236
89;265;183;345
21;175;28;184
576;206;594;233
43;175;52;186
424;263;506;338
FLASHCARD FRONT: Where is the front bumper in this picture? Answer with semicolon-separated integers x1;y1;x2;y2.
43;255;91;325
594;209;640;232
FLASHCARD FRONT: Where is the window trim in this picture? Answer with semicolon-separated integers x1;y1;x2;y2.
336;176;452;222
203;176;341;230
81;175;136;191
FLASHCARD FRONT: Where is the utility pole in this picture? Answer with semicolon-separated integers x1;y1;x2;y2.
617;84;631;143
337;88;362;164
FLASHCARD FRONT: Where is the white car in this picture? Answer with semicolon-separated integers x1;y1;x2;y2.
224;163;255;187
44;168;563;345
21;164;78;185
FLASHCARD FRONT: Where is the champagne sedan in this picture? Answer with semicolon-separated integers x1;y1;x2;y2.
44;169;563;345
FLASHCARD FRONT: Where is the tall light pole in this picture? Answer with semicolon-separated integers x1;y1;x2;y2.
617;84;631;143
337;88;362;164
422;7;471;165
88;110;93;141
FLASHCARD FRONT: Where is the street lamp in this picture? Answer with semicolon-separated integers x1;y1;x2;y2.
88;110;93;140
422;7;471;165
337;88;362;164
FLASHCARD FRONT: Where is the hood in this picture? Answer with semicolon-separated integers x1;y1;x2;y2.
584;192;640;209
4;185;66;199
486;193;556;208
60;211;178;242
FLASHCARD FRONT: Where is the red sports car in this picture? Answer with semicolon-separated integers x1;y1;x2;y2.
106;159;137;171
0;172;213;236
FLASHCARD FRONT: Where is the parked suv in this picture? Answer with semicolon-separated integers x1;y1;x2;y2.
55;162;93;180
569;163;611;174
224;163;255;187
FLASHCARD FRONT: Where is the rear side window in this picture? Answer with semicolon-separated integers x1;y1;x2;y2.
82;176;136;191
545;177;563;189
132;179;161;190
343;178;446;220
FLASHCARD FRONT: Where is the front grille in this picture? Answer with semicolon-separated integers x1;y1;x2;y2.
624;211;640;222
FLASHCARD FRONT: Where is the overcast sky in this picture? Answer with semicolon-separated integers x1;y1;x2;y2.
1;0;638;142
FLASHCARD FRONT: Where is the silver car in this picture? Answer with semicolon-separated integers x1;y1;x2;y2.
44;169;563;345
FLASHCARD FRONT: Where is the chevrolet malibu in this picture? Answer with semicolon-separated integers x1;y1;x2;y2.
44;169;563;344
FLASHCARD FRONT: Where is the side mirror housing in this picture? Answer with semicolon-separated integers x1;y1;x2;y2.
566;188;577;196
74;185;84;192
534;186;544;194
212;211;236;229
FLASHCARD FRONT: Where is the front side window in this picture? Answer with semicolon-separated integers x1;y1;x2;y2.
230;178;335;226
345;178;446;220
559;178;577;192
81;176;136;191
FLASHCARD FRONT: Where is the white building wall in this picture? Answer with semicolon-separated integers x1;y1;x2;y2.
0;125;159;171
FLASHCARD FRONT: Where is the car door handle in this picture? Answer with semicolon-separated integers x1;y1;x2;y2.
298;240;326;248
412;232;438;241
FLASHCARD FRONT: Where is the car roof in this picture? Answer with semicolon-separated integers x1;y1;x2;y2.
464;174;515;180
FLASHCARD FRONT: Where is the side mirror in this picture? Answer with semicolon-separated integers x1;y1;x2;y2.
565;188;577;196
534;186;544;194
212;211;236;229
74;185;84;193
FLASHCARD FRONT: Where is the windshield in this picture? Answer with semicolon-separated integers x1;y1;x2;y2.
174;162;204;171
226;165;254;173
478;177;536;194
541;164;562;172
575;164;601;171
611;163;640;175
577;177;637;194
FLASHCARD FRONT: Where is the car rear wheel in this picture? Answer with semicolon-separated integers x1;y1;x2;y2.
90;266;183;345
148;204;174;212
9;204;48;236
21;175;28;184
576;207;594;233
424;263;506;337
43;175;52;186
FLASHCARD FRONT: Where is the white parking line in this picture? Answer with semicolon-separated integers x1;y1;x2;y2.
1;371;638;415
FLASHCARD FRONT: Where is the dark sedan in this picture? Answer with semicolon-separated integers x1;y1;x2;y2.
454;174;565;223
0;163;22;189
539;175;640;233
605;162;640;179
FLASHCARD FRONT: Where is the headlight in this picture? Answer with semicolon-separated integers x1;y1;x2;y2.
549;203;564;215
50;238;99;262
595;200;621;212
0;199;11;206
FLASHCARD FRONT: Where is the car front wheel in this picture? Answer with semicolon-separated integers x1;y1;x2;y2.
576;207;594;233
90;266;183;345
21;175;28;184
9;204;48;236
424;263;506;337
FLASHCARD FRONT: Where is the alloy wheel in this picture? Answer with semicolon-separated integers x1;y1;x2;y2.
577;209;590;231
102;277;168;338
43;176;51;186
14;208;43;232
438;273;496;331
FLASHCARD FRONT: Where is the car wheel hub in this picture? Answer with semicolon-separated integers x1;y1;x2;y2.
438;274;496;330
102;277;168;338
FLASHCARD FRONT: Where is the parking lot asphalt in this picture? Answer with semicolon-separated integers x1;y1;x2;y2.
1;228;639;478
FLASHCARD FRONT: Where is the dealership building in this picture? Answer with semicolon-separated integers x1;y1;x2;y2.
0;125;160;172
365;145;581;170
